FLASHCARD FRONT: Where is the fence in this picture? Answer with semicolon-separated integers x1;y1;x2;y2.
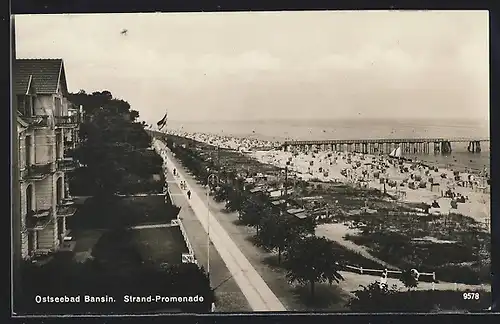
155;139;199;266
157;139;216;311
171;218;197;265
343;264;436;290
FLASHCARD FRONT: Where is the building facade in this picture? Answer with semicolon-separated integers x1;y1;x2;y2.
14;59;81;259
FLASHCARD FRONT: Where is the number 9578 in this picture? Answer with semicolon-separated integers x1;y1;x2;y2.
463;292;480;300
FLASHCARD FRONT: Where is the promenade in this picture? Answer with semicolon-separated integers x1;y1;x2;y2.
166;172;251;311
164;150;286;312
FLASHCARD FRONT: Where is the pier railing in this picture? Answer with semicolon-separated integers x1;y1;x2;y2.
283;137;489;145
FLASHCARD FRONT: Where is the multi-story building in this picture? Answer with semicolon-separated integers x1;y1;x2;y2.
14;59;81;259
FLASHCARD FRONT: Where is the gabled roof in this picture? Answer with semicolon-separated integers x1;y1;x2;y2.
13;71;33;95
14;59;68;95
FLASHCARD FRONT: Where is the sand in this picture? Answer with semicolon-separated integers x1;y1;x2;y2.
315;223;395;269
165;130;490;226
252;149;490;224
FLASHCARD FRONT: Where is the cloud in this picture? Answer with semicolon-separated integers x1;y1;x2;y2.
162;51;282;76
312;45;424;72
14;12;488;123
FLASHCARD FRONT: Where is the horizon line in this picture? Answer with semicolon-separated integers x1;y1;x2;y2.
164;116;490;123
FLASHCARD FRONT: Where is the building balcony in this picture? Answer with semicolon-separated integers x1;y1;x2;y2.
24;115;51;128
26;209;52;231
64;140;76;149
56;202;77;217
55;115;79;128
57;157;78;172
62;196;75;204
64;147;77;158
20;162;56;180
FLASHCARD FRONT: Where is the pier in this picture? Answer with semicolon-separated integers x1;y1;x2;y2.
281;137;489;154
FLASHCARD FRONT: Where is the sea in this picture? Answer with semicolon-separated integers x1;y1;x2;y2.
168;118;490;174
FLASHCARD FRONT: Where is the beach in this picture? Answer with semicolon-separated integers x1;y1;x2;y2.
251;149;490;224
166;128;490;226
168;118;490;173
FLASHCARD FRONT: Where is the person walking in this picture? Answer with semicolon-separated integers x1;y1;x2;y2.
173;168;176;176
187;190;191;200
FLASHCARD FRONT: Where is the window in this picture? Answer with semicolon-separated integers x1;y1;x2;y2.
25;136;31;167
62;98;67;115
18;95;35;117
17;96;26;115
25;96;32;117
55;97;62;116
56;133;62;159
31;96;35;116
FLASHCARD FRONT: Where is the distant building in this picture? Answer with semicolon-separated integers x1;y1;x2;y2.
14;59;81;258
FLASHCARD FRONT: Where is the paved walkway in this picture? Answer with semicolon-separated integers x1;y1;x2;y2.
115;193;166;197
164;151;286;312
166;172;251;311
129;223;174;230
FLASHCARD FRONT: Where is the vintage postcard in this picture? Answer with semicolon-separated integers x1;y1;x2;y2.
11;11;491;315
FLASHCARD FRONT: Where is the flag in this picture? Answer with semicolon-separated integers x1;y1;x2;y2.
157;111;168;130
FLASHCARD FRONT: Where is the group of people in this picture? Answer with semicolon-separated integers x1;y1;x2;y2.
173;168;191;199
154;142;192;200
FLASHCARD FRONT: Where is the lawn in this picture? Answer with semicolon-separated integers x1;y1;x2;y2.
91;226;187;269
21;224;202;315
342;213;491;284
68;164;165;196
21;218;190;314
68;195;186;267
68;195;180;231
131;227;188;265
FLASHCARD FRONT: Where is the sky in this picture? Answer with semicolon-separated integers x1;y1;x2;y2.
15;11;489;125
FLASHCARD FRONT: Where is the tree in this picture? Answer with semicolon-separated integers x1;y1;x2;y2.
213;183;231;202
225;187;246;212
399;268;419;290
129;109;140;122
258;212;302;264
239;197;266;234
68;90;163;197
293;215;317;236
283;236;344;298
347;281;401;312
